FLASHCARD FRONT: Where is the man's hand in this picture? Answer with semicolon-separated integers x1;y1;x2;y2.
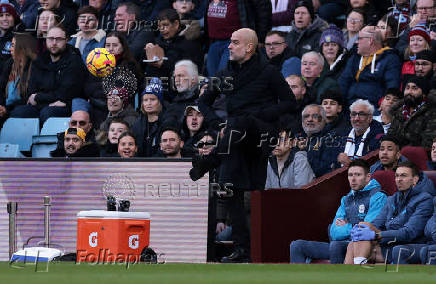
49;101;66;107
0;105;7;117
27;93;37;106
351;224;375;241
145;43;165;68
409;14;421;29
216;222;227;234
337;153;352;167
335;218;348;226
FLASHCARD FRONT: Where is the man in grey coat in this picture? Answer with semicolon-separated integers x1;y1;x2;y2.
265;128;315;189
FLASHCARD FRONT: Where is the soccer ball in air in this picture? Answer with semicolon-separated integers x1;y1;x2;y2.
86;48;116;78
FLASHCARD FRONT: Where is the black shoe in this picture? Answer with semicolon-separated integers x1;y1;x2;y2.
220;247;250;263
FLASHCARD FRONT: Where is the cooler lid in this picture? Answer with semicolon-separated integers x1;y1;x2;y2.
77;210;150;219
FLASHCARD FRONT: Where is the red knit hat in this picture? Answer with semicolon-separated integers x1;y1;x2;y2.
409;23;431;45
0;0;18;22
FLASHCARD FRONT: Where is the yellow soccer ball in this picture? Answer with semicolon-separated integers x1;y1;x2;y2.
86;48;116;78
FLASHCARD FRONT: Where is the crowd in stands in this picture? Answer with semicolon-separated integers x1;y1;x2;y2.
0;0;435;264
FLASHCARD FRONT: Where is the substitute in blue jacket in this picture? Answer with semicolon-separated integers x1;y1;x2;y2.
391;197;436;264
345;161;433;264
290;159;387;264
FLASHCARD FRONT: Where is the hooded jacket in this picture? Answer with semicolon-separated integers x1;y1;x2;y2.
285;15;328;58
162;87;200;129
374;186;434;245
264;149;315;189
330;179;387;241
28;45;87;109
388;91;436;148
338;47;402;107
424;197;436;244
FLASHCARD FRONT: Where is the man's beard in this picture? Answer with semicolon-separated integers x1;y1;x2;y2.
404;94;423;108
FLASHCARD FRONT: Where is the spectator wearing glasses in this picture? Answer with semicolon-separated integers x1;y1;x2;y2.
343;8;365;51
264;30;299;77
395;0;435;57
339;26;401;108
51;110;98;156
388;76;436;148
337;99;384;168
99;87;138;131
414;50;435;80
11;26;87;125
297;104;339;177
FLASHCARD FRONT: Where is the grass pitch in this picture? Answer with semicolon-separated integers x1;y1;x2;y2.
2;262;436;284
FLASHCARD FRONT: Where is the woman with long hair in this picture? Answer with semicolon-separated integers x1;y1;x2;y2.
0;33;37;124
105;31;143;85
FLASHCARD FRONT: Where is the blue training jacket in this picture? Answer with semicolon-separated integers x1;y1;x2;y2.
373;186;434;245
330;179;387;241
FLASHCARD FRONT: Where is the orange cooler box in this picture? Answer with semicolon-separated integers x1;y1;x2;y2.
76;210;150;263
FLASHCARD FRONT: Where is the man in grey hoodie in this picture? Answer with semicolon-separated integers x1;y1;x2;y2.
265;128;315;189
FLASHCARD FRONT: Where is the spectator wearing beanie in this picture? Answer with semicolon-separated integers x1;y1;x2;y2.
401;23;432;79
0;0;20;75
388;76;436;148
415;49;435;80
100;87;138;131
320;89;349;136
285;0;328;58
132;77;165;157
319;24;349;79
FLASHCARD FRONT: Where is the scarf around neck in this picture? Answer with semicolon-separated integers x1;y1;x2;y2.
344;127;371;160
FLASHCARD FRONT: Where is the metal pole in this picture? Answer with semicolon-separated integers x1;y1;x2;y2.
43;196;51;248
7;202;17;259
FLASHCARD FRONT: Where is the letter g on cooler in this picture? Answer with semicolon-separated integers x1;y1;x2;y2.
89;232;98;247
129;234;139;249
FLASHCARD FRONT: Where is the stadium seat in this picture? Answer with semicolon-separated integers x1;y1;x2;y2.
0;118;39;152
40;117;70;135
372;170;396;196
0;143;25;158
401;146;429;171
31;143;57;158
31;117;69;157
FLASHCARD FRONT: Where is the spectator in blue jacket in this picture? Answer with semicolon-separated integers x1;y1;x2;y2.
338;25;401;108
390;197;436;264
290;159;387;264
69;6;106;63
17;0;40;30
344;161;434;264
